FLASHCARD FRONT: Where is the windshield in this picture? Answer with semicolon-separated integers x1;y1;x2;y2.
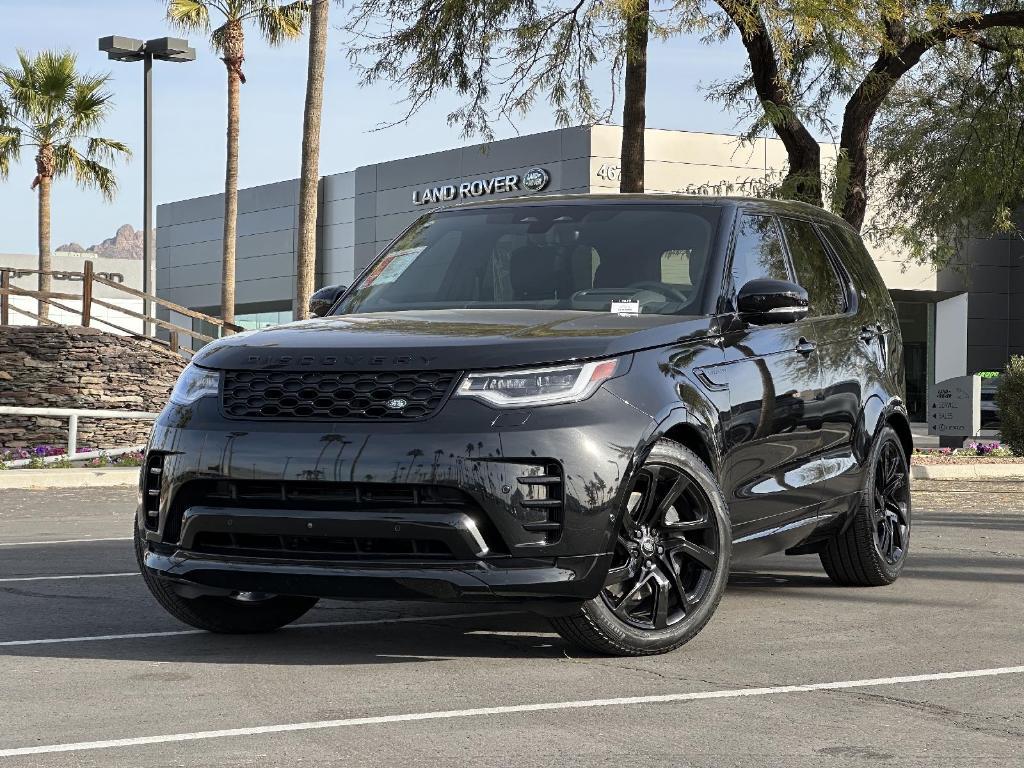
334;203;722;316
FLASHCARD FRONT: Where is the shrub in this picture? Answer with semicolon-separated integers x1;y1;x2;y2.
995;356;1024;455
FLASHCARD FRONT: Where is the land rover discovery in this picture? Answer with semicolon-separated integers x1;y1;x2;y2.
137;195;912;656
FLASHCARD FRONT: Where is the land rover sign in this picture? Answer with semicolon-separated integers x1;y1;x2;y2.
412;167;550;206
927;375;981;437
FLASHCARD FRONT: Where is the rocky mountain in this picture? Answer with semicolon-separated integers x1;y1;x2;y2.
58;224;143;260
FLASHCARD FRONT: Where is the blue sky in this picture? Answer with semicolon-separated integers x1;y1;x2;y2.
0;0;753;253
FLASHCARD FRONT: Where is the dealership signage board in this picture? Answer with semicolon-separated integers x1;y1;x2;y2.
412;167;550;205
927;375;981;436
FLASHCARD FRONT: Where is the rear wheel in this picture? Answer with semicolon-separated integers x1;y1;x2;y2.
550;440;731;656
820;426;911;586
134;526;319;633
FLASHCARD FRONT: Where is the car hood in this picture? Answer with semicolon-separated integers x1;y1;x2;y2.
193;309;716;371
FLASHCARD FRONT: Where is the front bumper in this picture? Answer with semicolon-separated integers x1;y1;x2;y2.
138;387;653;602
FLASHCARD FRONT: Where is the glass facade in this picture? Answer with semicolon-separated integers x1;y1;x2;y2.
894;300;934;422
235;310;294;331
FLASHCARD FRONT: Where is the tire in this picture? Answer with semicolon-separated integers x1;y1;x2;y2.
550;440;731;656
134;525;319;633
820;425;911;586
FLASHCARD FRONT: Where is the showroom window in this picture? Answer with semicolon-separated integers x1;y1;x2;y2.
235;310;294;331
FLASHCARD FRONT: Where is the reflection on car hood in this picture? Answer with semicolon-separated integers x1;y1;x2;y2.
193;309;716;371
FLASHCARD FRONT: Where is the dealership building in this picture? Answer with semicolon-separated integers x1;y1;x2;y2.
155;124;1023;423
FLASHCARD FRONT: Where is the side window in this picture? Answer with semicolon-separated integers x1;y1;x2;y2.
729;214;790;295
779;218;848;317
823;224;889;307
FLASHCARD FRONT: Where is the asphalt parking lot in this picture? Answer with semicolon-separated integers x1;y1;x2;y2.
0;481;1022;767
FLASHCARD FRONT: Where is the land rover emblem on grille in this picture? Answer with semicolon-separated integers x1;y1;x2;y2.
386;398;409;410
522;167;550;193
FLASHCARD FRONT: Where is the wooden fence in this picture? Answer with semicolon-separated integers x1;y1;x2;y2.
0;262;242;357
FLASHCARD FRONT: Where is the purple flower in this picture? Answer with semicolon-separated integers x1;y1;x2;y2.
34;445;48;456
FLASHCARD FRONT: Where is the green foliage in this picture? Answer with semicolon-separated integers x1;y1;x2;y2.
705;1;1024;236
167;0;309;55
346;0;718;140
866;36;1024;268
995;355;1024;456
0;49;129;194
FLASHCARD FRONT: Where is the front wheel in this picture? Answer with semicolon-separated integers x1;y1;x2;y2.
551;440;731;656
134;526;319;633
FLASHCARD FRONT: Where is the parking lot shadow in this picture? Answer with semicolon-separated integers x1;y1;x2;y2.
0;609;581;665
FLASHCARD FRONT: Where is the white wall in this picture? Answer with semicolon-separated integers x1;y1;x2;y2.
935;293;969;381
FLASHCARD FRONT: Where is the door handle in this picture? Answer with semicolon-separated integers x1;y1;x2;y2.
796;338;817;355
859;325;878;343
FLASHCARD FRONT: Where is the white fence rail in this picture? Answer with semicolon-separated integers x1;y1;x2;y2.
0;406;157;465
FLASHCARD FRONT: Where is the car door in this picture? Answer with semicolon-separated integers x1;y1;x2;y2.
815;222;899;512
710;212;826;542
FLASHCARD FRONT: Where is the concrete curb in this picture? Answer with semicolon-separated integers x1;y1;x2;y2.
0;467;140;490
911;463;1024;481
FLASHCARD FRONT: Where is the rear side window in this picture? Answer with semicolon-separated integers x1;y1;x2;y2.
779;218;848;317
730;214;790;294
822;224;890;307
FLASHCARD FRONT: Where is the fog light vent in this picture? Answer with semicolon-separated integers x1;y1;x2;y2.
517;462;564;543
142;453;164;531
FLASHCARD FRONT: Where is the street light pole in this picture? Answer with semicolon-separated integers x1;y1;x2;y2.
143;51;154;335
99;36;195;338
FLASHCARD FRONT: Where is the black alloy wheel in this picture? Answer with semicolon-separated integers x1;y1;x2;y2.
550;440;731;656
820;425;912;586
873;440;910;565
602;461;721;630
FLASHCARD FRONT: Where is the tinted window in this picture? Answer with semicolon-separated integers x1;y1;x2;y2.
729;214;790;293
779;218;847;317
336;204;722;316
822;224;889;305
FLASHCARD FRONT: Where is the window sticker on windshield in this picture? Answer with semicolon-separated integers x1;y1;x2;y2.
363;247;424;286
610;299;640;316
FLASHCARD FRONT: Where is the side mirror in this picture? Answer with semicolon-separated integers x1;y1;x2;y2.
309;284;347;318
737;279;808;324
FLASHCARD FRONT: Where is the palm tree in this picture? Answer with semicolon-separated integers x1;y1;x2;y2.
0;50;130;320
295;0;329;320
167;0;309;329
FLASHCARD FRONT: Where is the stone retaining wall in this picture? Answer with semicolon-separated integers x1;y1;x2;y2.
0;326;186;451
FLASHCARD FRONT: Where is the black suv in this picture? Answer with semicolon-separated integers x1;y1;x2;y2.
137;195;912;656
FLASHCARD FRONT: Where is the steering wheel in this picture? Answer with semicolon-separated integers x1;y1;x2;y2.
625;282;689;303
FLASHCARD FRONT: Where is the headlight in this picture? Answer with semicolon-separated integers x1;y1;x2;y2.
169;364;221;406
455;357;625;408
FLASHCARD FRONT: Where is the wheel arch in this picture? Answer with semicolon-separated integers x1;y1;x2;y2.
860;394;913;463
643;407;721;478
884;409;913;462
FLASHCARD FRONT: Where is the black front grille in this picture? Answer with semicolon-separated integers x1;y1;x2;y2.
221;369;459;420
163;479;506;556
193;479;476;510
191;532;454;561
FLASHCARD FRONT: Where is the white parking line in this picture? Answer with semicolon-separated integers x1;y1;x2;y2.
0;665;1020;758
0;537;132;547
0;610;518;648
0;572;136;584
